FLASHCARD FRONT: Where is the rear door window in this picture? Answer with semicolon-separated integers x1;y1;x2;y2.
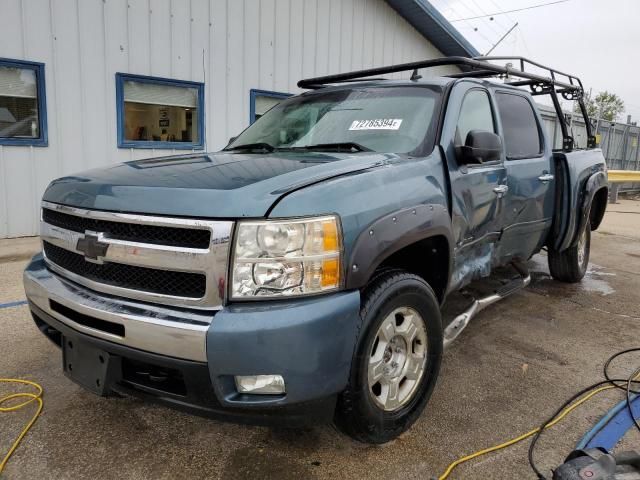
495;92;542;159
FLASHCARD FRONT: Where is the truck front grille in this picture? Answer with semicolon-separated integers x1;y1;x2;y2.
43;241;207;298
39;201;233;309
43;208;211;249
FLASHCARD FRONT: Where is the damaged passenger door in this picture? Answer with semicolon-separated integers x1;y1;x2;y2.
493;91;554;263
443;83;507;289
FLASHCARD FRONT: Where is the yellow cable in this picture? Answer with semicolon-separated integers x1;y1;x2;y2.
0;378;44;475
438;384;616;480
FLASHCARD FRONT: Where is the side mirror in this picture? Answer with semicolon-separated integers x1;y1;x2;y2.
458;130;502;164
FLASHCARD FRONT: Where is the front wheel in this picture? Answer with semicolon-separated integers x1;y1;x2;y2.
548;223;591;283
334;271;443;443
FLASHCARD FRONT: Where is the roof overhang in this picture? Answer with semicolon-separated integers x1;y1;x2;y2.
385;0;480;58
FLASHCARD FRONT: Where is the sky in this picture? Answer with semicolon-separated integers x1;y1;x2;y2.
429;0;640;123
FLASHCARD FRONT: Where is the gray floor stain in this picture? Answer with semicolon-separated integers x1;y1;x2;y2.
221;446;318;480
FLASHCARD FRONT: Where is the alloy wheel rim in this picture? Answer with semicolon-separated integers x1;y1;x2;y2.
577;226;587;267
368;307;428;412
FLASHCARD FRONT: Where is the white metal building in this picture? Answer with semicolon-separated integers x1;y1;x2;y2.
0;0;477;238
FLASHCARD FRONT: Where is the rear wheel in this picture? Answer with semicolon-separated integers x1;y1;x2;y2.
548;223;591;283
334;271;443;443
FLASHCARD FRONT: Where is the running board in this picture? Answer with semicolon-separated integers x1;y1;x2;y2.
443;262;531;349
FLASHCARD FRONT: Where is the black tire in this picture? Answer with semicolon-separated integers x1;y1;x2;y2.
548;223;591;283
334;270;443;443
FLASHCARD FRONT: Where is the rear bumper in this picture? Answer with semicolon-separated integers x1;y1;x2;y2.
24;255;361;425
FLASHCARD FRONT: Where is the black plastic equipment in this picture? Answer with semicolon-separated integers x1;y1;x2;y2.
553;448;640;480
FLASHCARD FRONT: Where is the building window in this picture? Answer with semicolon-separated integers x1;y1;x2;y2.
250;89;292;123
116;73;204;149
0;58;47;146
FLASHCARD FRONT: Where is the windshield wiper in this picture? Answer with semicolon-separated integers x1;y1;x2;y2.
224;142;275;153
285;142;372;153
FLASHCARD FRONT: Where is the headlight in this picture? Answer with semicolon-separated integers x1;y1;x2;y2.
231;215;342;299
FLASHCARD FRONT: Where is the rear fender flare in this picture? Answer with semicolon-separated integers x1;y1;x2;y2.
573;171;608;247
345;204;454;290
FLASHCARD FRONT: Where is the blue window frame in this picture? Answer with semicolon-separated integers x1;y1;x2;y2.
116;73;205;150
0;58;48;147
250;89;292;123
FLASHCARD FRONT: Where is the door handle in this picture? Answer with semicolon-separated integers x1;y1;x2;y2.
538;173;554;183
493;184;509;198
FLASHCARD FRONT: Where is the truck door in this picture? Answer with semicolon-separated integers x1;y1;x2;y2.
443;84;508;289
493;91;554;262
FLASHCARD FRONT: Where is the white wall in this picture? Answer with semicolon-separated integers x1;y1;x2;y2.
0;0;456;238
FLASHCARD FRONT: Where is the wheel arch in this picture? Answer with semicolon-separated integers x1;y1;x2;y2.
345;204;453;303
574;172;608;246
589;185;608;231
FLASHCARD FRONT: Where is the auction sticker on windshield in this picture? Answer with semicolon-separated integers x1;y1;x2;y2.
349;119;403;130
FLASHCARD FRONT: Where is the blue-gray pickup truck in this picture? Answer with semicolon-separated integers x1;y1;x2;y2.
24;57;608;443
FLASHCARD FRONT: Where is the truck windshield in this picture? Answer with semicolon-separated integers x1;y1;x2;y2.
227;86;442;154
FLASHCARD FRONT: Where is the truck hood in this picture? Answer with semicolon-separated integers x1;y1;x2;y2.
43;151;393;218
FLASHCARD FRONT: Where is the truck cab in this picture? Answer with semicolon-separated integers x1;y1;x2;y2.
24;56;608;444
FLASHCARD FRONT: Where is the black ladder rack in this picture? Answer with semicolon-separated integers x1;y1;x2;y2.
297;56;595;151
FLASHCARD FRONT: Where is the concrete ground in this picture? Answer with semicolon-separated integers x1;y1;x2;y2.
1;198;640;479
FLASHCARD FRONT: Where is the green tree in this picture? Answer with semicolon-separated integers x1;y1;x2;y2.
576;91;625;121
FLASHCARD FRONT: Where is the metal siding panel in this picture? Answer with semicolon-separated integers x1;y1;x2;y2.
273;0;290;92
170;0;191;79
339;0;353;72
77;0;109;171
128;0;152;75
350;0;365;71
243;0;259;121
392;9;404;76
0;1;36;241
104;0;131;165
27;0;60;233
0;2;34;237
149;0;171;78
327;0;342;75
362;0;374;70
301;0;317;77
210;0;227;150
51;0;84;175
2;147;33;237
315;0;330;75
0;0;37;236
382;6;395;67
0;1;23;58
259;0;275;89
372;0;386;69
226;0;244;139
288;0;304;92
190;0;210;150
190;0;209;83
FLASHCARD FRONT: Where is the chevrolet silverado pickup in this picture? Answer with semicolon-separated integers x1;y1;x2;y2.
24;57;608;443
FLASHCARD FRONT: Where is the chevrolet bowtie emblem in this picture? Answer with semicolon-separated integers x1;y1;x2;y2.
76;233;109;262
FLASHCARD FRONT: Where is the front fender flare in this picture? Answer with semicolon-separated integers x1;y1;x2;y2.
345;204;453;290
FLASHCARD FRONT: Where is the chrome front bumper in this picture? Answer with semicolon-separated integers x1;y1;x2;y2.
24;254;214;361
